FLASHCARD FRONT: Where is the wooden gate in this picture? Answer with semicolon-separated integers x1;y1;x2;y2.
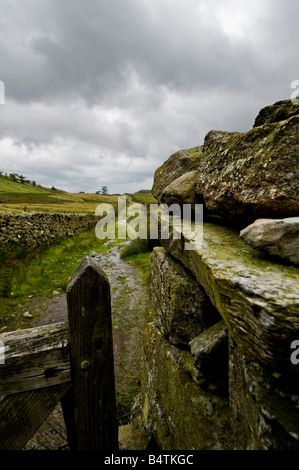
0;256;118;450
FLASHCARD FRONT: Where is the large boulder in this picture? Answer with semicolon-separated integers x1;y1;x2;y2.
152;146;202;203
195;107;299;224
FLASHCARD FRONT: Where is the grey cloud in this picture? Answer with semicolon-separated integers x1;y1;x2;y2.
0;0;298;193
0;0;270;103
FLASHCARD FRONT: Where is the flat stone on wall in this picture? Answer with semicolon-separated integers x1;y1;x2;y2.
159;218;299;376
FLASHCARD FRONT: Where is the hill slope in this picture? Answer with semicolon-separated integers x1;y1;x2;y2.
0;175;118;214
0;175;156;214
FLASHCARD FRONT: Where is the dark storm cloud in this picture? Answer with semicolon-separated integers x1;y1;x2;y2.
0;0;298;193
0;0;240;102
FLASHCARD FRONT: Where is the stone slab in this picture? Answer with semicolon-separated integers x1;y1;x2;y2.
159;217;299;375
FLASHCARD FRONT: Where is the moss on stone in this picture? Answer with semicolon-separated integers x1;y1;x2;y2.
138;323;233;450
160;218;299;374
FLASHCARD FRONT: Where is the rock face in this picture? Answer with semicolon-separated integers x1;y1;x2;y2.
240;217;299;266
228;337;299;450
158;219;299;375
134;99;299;450
137;220;299;450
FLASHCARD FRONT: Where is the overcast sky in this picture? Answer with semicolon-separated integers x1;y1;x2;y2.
0;0;298;194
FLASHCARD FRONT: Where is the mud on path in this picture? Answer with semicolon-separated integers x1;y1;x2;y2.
25;243;151;450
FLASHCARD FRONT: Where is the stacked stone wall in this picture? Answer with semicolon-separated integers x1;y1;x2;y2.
0;211;98;249
133;100;299;450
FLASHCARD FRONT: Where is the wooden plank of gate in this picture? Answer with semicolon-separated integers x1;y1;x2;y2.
0;322;70;395
66;256;118;450
0;383;70;450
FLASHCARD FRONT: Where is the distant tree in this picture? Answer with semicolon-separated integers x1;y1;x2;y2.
32;181;36;186
51;186;56;191
19;175;26;184
101;185;109;195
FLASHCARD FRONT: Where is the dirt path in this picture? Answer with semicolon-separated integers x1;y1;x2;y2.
91;245;150;392
25;243;151;450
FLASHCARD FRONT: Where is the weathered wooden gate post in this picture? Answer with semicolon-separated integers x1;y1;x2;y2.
65;256;118;450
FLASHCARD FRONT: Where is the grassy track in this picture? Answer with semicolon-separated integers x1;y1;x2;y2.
0;175;157;330
0;176;157;442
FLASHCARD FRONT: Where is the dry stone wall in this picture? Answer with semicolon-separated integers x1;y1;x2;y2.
133;100;299;450
0;211;98;249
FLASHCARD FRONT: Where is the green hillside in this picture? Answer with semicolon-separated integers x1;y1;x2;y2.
0;175;156;214
0;175;62;194
0;175;119;214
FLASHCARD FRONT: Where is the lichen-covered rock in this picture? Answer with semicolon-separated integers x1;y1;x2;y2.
152;100;298;225
152;146;202;203
240;217;299;266
150;247;220;346
160;170;199;209
253;99;299;127
195;110;299;224
138;323;233;450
